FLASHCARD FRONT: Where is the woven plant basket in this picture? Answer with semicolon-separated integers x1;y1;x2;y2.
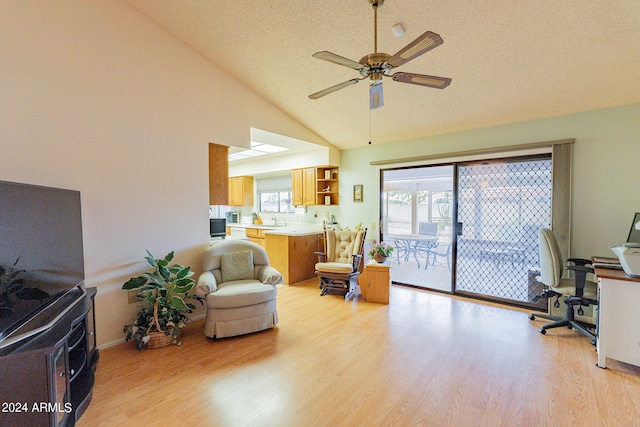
141;301;177;349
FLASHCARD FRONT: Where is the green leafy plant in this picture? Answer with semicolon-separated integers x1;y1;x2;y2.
0;258;49;315
122;250;203;350
368;242;394;258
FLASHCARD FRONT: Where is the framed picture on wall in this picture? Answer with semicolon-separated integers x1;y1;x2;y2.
353;184;363;203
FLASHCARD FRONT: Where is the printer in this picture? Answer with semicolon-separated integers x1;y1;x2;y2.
611;243;640;278
611;214;640;278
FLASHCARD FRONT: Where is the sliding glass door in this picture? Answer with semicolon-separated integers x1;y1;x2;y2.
381;165;454;292
455;156;551;308
380;155;552;309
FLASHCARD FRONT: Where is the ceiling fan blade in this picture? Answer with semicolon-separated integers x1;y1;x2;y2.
312;51;366;71
370;83;384;109
387;31;443;68
309;78;362;100
392;72;451;89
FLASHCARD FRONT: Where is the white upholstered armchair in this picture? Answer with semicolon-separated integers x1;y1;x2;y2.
195;240;283;338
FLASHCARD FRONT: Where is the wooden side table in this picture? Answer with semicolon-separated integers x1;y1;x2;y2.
359;261;390;304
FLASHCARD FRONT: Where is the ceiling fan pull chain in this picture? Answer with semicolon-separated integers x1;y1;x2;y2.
369;109;372;144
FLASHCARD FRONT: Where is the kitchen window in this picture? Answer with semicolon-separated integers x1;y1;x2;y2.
259;191;294;213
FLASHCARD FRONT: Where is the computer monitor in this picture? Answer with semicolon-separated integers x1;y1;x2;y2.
627;212;640;244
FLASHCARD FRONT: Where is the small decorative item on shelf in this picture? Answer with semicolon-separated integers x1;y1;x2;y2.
368;241;394;263
122;250;203;350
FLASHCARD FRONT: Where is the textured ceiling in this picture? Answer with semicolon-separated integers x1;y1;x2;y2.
123;0;640;150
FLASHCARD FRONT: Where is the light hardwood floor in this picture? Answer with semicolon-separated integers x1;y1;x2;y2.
79;280;640;427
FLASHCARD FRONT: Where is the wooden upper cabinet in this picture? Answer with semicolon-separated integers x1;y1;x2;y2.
291;166;339;206
209;143;229;205
292;167;317;206
292;169;303;206
302;168;316;206
229;176;253;206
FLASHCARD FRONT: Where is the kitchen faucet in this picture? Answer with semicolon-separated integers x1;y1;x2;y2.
270;215;286;226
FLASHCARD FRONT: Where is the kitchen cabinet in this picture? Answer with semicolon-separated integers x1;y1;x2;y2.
292;168;315;206
292;166;339;206
303;168;317;205
291;169;303;206
208;143;229;205
228;176;253;206
265;231;323;284
245;227;267;247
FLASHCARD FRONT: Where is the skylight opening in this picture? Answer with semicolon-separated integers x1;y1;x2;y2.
229;141;289;162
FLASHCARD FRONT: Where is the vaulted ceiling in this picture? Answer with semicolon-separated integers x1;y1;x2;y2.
124;0;640;150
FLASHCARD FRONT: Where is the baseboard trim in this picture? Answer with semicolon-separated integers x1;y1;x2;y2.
98;337;126;350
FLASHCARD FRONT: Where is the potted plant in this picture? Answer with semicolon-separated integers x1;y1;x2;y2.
368;242;394;263
122;250;202;350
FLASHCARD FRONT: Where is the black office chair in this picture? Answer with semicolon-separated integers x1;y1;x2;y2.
529;228;598;343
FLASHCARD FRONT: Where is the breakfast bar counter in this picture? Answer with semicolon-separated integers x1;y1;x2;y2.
264;230;323;285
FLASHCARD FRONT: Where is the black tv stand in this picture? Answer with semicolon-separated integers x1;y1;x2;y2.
0;287;98;427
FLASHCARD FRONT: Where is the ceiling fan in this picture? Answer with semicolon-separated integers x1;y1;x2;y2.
308;0;451;109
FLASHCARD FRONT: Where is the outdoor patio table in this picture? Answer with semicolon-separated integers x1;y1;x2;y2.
388;234;439;269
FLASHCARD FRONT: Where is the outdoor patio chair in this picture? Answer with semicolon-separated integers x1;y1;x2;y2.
426;242;452;271
418;222;438;236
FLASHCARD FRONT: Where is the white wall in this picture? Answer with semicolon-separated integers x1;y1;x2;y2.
0;1;331;347
336;104;640;258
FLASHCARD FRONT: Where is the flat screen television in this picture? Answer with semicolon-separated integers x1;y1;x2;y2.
0;180;85;350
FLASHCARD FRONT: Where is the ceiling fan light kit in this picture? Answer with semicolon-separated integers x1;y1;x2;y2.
370;82;384;109
309;0;451;109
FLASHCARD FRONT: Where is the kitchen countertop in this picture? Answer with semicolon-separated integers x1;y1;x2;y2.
226;223;322;236
226;223;279;229
263;229;322;236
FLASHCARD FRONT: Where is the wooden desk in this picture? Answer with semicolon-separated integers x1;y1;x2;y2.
359;262;390;304
595;267;640;368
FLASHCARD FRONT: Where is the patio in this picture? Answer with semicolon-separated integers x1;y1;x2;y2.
389;244;545;308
